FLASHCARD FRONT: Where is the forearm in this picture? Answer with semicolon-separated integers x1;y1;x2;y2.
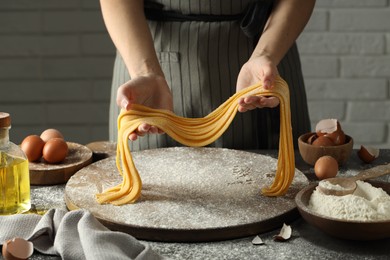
253;0;315;65
100;0;163;78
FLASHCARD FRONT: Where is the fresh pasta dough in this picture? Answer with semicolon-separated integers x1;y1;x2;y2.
96;76;295;205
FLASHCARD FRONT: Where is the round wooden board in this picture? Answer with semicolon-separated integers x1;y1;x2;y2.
65;147;309;242
29;142;93;185
86;141;116;161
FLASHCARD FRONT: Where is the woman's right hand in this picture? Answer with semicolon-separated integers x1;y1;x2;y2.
116;74;173;141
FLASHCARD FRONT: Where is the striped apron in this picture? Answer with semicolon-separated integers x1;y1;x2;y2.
109;0;311;150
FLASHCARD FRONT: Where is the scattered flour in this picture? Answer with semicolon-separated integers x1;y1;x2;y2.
309;181;390;221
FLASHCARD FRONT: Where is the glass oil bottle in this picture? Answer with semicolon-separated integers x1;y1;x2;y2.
0;112;31;215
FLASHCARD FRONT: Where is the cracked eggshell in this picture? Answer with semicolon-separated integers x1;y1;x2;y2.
273;223;292;241
2;237;34;260
307;133;318;145
315;119;345;145
357;145;380;163
251;235;264;245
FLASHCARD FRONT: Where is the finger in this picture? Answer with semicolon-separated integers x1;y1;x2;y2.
240;103;258;111
116;85;132;110
257;97;280;108
238;106;248;113
129;133;138;141
138;123;150;134
243;96;260;104
261;68;276;90
149;126;159;134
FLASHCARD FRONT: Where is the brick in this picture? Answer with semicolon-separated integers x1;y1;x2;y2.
303;10;328;32
0;35;80;57
81;0;100;9
330;10;390;31
81;33;115;55
57;126;91;144
0;80;92;102
0;0;81;10
347;101;390;121
316;0;388;8
297;33;384;55
341;56;390;77
43;10;106;33
300;56;338;77
89;125;109;143
47;103;108;124
0;104;46;125
11;125;108;146
0;12;41;33
41;57;114;79
308;101;345;121
305;79;387;100
386;34;390;54
11;125;91;145
342;122;387;144
0;59;41;79
92;80;112;101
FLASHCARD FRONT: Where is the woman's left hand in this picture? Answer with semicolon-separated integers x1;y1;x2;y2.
236;54;280;112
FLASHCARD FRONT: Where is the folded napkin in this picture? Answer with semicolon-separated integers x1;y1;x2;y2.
0;209;162;260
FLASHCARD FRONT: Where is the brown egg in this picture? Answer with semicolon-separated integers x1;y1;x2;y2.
20;135;45;162
324;130;345;146
40;128;64;143
2;237;34;260
42;138;68;164
314;155;339;180
312;135;335;147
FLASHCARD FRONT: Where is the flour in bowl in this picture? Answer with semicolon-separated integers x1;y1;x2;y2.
309;181;390;221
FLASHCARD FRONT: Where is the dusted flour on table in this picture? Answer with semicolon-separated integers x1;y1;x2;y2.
309;181;390;221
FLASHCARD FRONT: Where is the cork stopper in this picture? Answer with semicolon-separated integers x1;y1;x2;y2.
0;112;11;128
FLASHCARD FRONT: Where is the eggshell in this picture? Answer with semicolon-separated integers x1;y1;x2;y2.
40;128;64;143
315;119;340;136
20;135;45;162
2;237;34;260
357;145;380;164
312;135;335;147
314;155;339;180
307;133;317;145
315;119;346;145
42;138;68;164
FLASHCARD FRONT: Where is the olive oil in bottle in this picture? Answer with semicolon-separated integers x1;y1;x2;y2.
0;112;31;215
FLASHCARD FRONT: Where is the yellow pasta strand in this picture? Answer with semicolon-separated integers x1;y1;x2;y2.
96;76;295;205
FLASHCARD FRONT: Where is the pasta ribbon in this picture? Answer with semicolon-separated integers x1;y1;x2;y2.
96;76;295;205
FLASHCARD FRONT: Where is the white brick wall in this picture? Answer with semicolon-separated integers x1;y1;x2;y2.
298;0;390;148
0;0;114;145
0;0;389;149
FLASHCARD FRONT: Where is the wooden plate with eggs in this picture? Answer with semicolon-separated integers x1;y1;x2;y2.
29;142;93;185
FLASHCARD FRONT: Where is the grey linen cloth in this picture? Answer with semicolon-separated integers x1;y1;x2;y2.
0;209;163;260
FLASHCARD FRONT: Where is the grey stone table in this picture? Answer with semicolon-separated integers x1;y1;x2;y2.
23;149;390;259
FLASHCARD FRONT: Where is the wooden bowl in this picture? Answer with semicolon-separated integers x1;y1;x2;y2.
298;132;353;166
295;181;390;240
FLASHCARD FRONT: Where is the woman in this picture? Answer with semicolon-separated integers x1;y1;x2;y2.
101;0;315;150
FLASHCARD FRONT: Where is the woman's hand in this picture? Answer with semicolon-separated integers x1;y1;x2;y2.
236;53;280;112
117;74;173;141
